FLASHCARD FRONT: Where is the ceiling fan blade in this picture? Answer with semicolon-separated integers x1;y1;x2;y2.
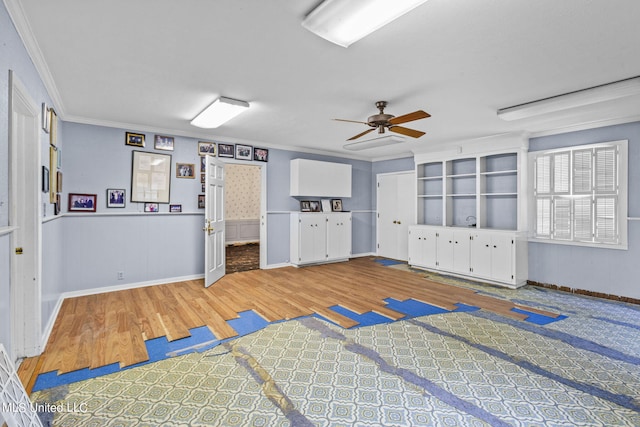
388;110;431;125
347;128;375;140
333;118;371;125
389;126;426;138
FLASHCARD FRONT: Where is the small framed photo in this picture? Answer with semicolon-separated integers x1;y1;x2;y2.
170;204;182;213
218;143;235;158
331;199;343;212
300;201;311;212
200;156;206;172
198;195;205;209
68;193;97;212
201;183;206;192
107;189;126;208
235;144;253;161
54;193;61;215
201;173;206;184
42;166;49;193
254;147;269;162
144;202;159;212
176;163;195;178
198;141;217;156
309;201;321;212
49;108;58;147
126;132;145;147
42;103;50;133
56;171;63;192
154;135;174;151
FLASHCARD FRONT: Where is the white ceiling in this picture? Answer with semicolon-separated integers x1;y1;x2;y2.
7;0;640;160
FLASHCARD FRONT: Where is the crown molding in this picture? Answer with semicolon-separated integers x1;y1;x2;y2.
3;0;66;117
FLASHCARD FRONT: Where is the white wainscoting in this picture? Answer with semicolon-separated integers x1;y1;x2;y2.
226;219;260;244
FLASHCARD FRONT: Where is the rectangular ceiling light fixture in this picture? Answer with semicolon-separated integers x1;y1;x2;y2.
497;76;640;121
302;0;429;48
190;96;250;128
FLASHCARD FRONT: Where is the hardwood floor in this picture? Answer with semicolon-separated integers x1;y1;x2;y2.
31;257;560;383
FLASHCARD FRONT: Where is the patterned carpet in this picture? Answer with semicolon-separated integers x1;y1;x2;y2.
31;267;640;426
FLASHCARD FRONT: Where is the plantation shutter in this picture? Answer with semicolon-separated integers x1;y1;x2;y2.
553;198;571;239
595;197;617;241
535;155;551;194
536;198;551;237
574;198;592;240
553;152;570;193
595;147;616;193
573;149;592;194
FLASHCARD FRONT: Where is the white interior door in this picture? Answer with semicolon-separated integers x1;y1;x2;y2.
9;71;42;358
204;155;225;287
377;171;415;261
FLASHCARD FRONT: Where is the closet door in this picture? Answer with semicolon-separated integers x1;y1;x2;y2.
377;172;415;260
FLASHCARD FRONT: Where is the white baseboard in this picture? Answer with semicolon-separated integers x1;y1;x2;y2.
263;262;292;270
351;252;377;258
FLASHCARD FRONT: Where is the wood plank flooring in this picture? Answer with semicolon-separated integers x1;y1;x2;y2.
35;257;560;378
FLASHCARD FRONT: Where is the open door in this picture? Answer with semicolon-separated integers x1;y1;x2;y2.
204;155;225;287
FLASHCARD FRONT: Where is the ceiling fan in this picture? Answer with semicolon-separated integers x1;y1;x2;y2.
334;101;430;141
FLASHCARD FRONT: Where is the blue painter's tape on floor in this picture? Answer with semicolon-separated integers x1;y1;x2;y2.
329;305;394;327
511;308;568;325
374;258;405;266
227;310;269;336
452;303;481;312
33;363;121;392
384;298;448;317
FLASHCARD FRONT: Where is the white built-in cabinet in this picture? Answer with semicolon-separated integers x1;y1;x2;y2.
408;226;527;288
291;212;352;266
409;134;529;288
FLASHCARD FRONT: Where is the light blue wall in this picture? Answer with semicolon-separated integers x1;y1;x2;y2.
528;121;640;299
1;1;59;357
261;147;375;264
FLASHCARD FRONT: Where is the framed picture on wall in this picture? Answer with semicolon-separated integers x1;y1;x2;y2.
198;141;217;156
126;132;145;147
144;203;159;212
49;108;58;147
198;194;205;209
170;204;182;213
41;103;50;133
331;199;343;212
309;201;321;212
300;201;311;212
42;166;49;193
254;147;269;162
106;189;126;208
176;163;195;178
235;144;253;161
56;171;63;192
218;143;234;158
131;151;171;203
154;135;174;151
54;193;61;215
68;193;97;212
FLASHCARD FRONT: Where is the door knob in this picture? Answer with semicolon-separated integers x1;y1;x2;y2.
202;219;215;235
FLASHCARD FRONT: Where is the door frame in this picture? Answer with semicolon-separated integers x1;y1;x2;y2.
376;170;415;261
8;70;42;359
211;158;267;270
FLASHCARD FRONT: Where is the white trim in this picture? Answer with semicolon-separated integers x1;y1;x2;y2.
527;236;628;250
63;211;206;218
629;217;640;221
528;115;640;139
262;262;292;270
350;252;377;258
0;226;18;237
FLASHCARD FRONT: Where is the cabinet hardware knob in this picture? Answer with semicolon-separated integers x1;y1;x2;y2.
397;221;401;225
486;244;489;247
393;220;397;224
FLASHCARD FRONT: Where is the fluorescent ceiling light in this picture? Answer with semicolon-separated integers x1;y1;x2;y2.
343;135;405;151
190;96;250;128
497;77;640;121
302;0;429;48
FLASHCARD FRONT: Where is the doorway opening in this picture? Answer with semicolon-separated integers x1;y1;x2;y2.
224;164;262;273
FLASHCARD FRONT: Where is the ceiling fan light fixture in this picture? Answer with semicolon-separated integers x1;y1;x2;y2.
343;135;405;151
497;76;640;121
302;0;429;48
190;96;250;128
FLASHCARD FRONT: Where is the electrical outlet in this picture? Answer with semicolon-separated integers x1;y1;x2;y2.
117;271;124;280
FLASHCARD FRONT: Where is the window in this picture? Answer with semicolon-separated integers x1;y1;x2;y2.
529;140;627;249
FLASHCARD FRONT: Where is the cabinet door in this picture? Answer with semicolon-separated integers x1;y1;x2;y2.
491;234;513;283
298;215;325;263
437;229;454;271
452;231;471;274
471;233;492;279
327;214;351;260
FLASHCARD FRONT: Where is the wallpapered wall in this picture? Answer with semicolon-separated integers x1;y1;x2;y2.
225;164;261;220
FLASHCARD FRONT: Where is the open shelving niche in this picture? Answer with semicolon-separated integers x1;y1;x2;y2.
416;143;526;232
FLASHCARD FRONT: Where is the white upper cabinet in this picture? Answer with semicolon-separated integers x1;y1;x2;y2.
290;159;352;197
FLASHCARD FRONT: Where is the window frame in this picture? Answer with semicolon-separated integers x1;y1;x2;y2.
528;139;628;250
